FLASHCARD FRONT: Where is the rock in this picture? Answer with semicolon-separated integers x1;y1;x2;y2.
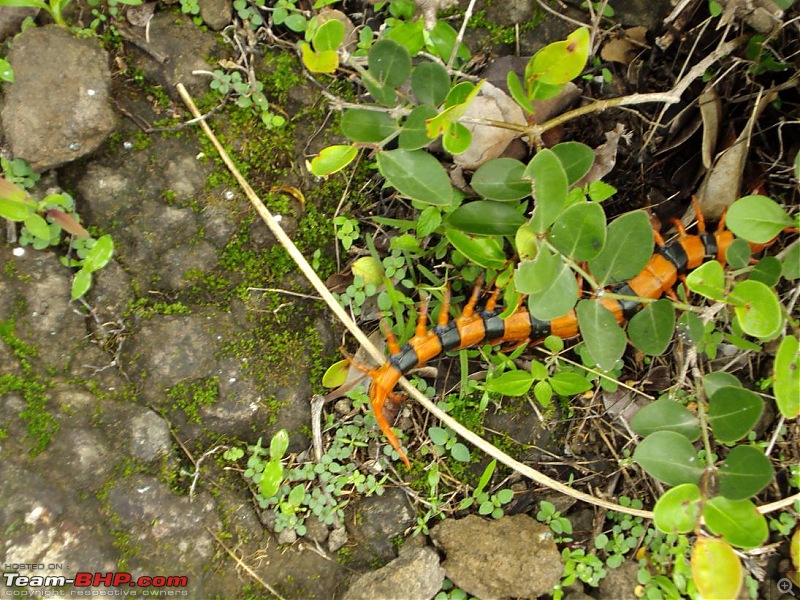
346;487;416;567
431;514;563;599
129;409;172;463
199;0;232;30
1;25;117;171
343;545;445;600
598;559;641;599
0;6;37;42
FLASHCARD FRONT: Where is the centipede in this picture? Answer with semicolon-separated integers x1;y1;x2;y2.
364;202;779;468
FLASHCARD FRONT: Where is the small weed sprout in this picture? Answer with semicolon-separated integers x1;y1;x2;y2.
536;500;573;542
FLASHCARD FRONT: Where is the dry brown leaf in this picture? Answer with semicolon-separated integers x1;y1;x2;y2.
126;1;156;27
698;85;721;170
576;123;628;187
600;27;648;66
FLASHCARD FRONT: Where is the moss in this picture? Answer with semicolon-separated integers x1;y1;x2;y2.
125;298;193;319
167;377;220;423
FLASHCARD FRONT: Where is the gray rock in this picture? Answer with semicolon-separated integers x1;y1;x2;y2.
346;487;416;566
129;409;172;463
199;0;232;30
598;559;640;599
0;6;37;42
1;25;117;171
344;545;445;600
431;514;563;599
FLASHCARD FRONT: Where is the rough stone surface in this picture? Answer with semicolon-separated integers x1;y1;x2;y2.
199;0;232;30
1;25;117;171
598;559;641;599
346;487;416;567
431;514;563;599
343;545;445;600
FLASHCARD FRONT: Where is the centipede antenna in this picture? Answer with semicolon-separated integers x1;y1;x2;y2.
462;274;485;318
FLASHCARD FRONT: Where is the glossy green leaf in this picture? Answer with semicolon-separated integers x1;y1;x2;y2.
515;222;538;261
549;202;606;261
633;431;704;486
376;149;452;206
368;39;412;88
653;483;701;534
703;497;768;549
399;105;438;150
534;379;553;406
527;262;579;321
774;335;799;418
383;18;425;55
718;445;775;500
630;398;700;441
526;149;569;233
588;210;653;286
702;371;741;399
576;300;626;372
312;18;344;51
71;268;93;300
471;158;530;202
707;386;764;443
83;235;114;272
426;21;470;66
259;459;284;499
24;213;51;240
411;61;450;106
322;359;349;388
730;279;783;339
485;370;534;396
270;428;289;460
628;299;676;356
0;177;29;204
529;27;590;85
442;121;472;155
310;144;358;176
417;205;442;238
514;245;559;295
426;81;483;138
363;78;397;106
691;538;743;600
726;195;793;243
340;109;398;143
549;371;592;396
0;196;34;221
447;200;526;236
506;71;534;113
445;229;506;269
550;141;594;185
300;42;338;74
352;255;384;285
686;260;726;301
724;238;751;269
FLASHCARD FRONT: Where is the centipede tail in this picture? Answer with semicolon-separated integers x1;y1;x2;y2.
367;200;785;466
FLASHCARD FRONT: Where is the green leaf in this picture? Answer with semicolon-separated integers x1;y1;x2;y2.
363;77;397;106
529;27;590;85
633;431;704;486
686;260;726;301
312;18;344;52
0;57;14;83
628;299;676;356
691;538;743;600
576;299;626;372
383;19;425;55
653;483;701;534
701;372;741;401
411;61;450;106
442;121;472;155
718;445;774;500
630;398;700;441
526;149;568;232
773;335;800;419
724;238;751;269
300;42;338;74
506;71;534;113
399;105;438;150
426;21;470;66
310;145;358;176
447;200;526;236
588;210;653;286
287;483;305;506
0;176;29;204
428;426;449;445
707;386;764;443
0;196;35;221
485;370;534;396
377;149;453;206
550;141;594;185
417;206;442;238
83;234;114;272
445;229;506;269
749;256;782;286
451;442;471;462
703;497;768;549
368;39;412;88
782;243;800;279
322;359;349;388
548;201;606;261
549;371;592;396
527;261;579;321
725;195;792;243
259;460;284;499
471;158;530;202
270;428;289;460
71;268;93;300
730;279;783;339
514;245;559;295
534;379;553;406
352;255;384;285
24;213;51;240
340;109;397;143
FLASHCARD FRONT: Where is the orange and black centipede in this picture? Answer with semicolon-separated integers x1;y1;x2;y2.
365;203;778;467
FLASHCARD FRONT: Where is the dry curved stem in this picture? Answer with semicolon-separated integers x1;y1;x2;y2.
176;83;798;520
